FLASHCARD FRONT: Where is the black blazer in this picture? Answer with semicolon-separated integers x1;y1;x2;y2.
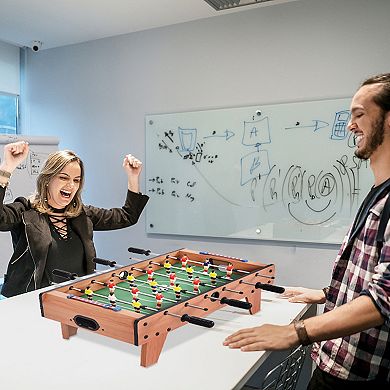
0;188;148;297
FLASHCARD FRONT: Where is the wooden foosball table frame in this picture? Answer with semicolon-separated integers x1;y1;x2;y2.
39;249;276;367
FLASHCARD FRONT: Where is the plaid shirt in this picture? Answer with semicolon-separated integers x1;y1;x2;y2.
311;193;390;382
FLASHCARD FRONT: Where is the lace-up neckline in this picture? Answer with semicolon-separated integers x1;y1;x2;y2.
49;215;68;240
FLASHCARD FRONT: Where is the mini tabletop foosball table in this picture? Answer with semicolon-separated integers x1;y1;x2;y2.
39;248;283;367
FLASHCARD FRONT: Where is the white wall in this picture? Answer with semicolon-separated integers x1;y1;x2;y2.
0;41;20;95
19;0;390;288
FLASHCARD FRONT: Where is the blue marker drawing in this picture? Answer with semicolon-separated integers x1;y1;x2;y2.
178;127;197;152
240;150;271;186
242;117;271;147
284;120;329;132
331;111;351;140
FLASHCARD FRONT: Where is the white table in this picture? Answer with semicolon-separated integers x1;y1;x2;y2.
0;289;311;390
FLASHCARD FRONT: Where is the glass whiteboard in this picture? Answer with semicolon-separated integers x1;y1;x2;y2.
145;98;373;244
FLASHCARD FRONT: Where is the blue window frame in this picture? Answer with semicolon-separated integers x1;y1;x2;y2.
0;93;18;134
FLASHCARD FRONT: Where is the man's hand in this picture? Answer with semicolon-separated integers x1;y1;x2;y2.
281;287;326;304
223;323;299;351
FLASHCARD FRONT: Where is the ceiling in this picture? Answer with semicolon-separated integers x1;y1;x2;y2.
0;0;299;50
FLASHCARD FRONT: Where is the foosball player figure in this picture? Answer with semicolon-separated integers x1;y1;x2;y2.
226;263;234;279
173;284;182;301
147;266;154;282
149;278;158;294
84;286;93;300
131;286;140;300
155;291;164;309
203;258;210;274
186;264;194;280
132;298;142;313
169;272;177;287
164;259;172;274
108;292;117;307
209;269;217;286
180;255;189;270
107;279;116;295
193;276;201;293
126;272;136;287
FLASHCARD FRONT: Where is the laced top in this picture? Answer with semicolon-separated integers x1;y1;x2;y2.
49;215;68;240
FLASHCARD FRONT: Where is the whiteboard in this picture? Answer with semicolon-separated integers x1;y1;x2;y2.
0;135;59;275
145;99;373;244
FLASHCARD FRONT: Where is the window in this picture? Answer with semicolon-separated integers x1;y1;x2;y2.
0;93;18;134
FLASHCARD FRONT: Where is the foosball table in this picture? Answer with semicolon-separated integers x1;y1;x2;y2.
39;248;282;367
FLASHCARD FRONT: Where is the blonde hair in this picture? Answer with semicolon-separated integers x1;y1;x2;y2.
30;150;84;217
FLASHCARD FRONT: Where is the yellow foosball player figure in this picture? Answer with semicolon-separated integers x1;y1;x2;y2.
173;284;182;301
163;260;172;274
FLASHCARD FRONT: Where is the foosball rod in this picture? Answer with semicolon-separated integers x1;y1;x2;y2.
130;264;216;289
69;286;159;313
111;271;172;292
164;255;250;275
128;246;249;275
92;279;177;304
147;261;225;285
240;280;285;294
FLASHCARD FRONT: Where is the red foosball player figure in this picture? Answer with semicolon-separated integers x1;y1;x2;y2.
226;263;234;279
169;272;176;287
209;269;217;286
193;276;201;293
155;291;164;309
164;260;172;274
132;298;142;313
173;284;182;301
203;258;210;274
147;266;154;282
84;286;93;300
107;279;116;295
149;278;158;293
108;293;117;307
186;265;194;280
131;286;140;300
180;255;189;269
126;272;136;287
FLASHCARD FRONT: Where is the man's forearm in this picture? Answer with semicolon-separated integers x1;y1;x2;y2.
305;295;384;342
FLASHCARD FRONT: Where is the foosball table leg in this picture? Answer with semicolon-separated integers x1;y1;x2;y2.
246;292;261;315
140;333;168;367
61;323;78;339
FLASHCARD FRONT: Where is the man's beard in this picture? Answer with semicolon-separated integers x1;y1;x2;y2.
355;112;385;160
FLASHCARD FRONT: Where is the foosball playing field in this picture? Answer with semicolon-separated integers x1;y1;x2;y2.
39;248;283;367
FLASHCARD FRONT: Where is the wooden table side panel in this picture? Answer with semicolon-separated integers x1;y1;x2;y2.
41;291;137;343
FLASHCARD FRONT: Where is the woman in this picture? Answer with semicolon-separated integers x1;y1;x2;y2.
0;141;149;297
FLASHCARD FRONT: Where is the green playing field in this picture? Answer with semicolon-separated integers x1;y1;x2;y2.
81;263;241;314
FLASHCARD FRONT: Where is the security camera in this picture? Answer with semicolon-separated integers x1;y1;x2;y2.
31;41;43;52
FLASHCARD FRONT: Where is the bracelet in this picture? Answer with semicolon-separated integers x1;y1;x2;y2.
293;320;312;346
0;169;11;179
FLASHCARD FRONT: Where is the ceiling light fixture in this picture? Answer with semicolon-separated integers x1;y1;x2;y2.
204;0;275;11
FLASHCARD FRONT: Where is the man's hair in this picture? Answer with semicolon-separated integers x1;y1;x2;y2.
361;73;390;112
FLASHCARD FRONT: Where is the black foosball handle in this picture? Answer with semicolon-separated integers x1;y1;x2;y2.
52;269;78;281
93;257;117;267
181;314;214;328
255;283;285;294
128;247;151;256
220;297;252;310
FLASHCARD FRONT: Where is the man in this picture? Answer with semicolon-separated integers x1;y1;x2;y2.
223;73;390;389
